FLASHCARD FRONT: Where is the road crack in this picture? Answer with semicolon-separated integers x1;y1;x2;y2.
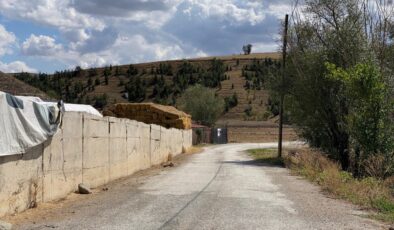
158;162;224;230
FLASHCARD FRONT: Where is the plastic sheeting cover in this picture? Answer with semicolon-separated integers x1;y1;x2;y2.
35;102;102;117
0;92;60;156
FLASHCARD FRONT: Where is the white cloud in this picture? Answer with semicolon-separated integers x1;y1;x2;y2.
187;0;266;25
21;34;63;56
0;60;37;73
72;0;182;28
0;24;16;56
50;34;205;69
267;3;292;19
70;35;191;68
253;42;279;53
0;0;105;30
61;28;89;43
0;0;292;72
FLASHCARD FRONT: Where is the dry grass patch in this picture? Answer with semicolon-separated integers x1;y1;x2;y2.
183;146;204;154
284;148;394;224
247;147;394;223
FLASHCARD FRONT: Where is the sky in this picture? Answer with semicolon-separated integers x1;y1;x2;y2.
0;0;292;73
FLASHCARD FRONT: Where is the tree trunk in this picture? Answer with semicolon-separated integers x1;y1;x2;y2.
354;146;361;178
338;133;350;171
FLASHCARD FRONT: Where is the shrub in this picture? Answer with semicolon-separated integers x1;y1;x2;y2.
176;85;224;126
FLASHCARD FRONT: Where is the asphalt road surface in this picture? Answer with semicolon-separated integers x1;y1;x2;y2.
16;143;386;230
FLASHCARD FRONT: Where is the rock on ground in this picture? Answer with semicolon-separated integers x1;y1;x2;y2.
78;183;91;194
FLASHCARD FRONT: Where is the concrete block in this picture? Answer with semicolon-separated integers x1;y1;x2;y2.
82;137;109;188
0;144;43;217
42;131;83;202
62;112;82;138
109;121;127;180
150;139;162;166
150;124;161;141
83;116;109;138
182;130;192;151
109;117;127;138
125;120;140;138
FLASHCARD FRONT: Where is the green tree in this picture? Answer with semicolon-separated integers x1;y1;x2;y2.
127;64;138;77
177;85;224;126
104;66;111;75
94;94;108;109
326;62;394;177
126;76;145;102
224;93;238;112
285;0;394;173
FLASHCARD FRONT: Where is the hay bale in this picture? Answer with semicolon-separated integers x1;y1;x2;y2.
104;103;191;130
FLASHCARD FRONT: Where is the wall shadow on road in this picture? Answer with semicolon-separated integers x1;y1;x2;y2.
221;159;285;168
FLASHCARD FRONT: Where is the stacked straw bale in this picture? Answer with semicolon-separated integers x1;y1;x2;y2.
103;103;191;130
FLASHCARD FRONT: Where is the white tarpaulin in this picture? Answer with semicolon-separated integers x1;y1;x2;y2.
36;102;102;117
16;96;102;117
0;92;61;156
58;103;102;117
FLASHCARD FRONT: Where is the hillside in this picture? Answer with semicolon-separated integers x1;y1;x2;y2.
12;53;281;124
0;72;49;99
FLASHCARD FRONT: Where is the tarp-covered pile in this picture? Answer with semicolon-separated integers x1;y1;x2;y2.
16;96;103;117
0;91;62;156
0;91;103;156
104;103;192;129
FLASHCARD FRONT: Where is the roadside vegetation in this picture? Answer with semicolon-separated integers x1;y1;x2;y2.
269;0;394;179
247;148;394;223
244;0;394;224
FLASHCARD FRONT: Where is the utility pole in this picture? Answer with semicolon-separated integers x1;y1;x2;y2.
278;14;289;158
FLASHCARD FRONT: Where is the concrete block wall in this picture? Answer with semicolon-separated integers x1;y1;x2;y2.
43;112;84;202
0;145;43;216
0;112;192;217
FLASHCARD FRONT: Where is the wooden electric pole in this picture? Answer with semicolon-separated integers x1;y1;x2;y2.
278;14;289;158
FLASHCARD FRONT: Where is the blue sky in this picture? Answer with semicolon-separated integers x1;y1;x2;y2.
0;0;292;73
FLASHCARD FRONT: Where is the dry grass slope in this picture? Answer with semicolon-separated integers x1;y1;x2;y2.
0;72;49;99
51;52;280;123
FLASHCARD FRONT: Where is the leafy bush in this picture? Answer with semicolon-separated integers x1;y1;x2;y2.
176;85;224;126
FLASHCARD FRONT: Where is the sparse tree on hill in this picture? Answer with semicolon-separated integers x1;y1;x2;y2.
104;66;111;78
89;68;97;77
242;44;252;55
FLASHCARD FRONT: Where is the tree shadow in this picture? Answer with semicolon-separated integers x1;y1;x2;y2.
222;158;285;168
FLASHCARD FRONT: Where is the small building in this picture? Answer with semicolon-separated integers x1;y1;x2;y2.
192;123;212;145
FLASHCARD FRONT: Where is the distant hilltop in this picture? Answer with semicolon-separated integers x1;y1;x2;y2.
7;52;281;125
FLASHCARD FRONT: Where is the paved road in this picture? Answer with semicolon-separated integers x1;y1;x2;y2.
17;143;385;230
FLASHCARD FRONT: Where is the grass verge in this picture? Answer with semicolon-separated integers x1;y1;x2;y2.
246;148;283;166
247;147;394;224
